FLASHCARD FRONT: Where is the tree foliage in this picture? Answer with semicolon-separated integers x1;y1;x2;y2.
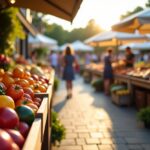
120;6;144;20
0;7;25;55
120;0;150;20
43;19;102;45
145;0;150;7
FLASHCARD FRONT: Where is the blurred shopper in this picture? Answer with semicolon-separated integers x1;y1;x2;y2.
103;47;114;95
125;46;135;68
49;51;58;70
91;53;98;63
62;46;77;99
85;52;91;65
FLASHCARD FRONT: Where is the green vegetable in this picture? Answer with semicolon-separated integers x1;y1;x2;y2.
53;78;59;91
15;105;35;126
0;87;5;95
51;111;65;145
137;107;150;125
91;78;103;91
110;85;127;92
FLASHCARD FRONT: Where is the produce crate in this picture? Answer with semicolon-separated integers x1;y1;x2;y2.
36;97;49;139
135;89;146;111
111;92;131;106
22;118;42;150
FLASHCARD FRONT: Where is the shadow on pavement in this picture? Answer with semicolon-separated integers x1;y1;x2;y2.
53;98;68;112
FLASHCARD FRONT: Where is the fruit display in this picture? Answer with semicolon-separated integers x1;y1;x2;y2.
0;62;53;149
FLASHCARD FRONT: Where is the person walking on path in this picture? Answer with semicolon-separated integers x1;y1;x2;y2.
103;47;114;95
62;46;77;99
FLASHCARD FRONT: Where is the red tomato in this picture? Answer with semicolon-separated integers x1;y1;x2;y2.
15;97;33;107
2;74;15;88
31;74;39;81
6;84;24;101
23;87;34;99
23;71;31;79
0;107;19;129
34;97;42;103
15;79;29;88
23;93;32;100
0;129;19;150
6;129;25;148
13;67;24;78
17;122;30;138
26;77;35;85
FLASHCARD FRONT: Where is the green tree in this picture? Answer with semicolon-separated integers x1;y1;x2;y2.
32;11;45;32
120;6;143;20
146;0;150;7
44;23;69;45
44;19;102;45
0;7;25;55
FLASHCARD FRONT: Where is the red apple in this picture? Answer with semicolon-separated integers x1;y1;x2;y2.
0;129;20;150
6;129;24;148
17;122;30;138
0;107;19;129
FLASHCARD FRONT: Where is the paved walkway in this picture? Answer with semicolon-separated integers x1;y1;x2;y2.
52;76;150;150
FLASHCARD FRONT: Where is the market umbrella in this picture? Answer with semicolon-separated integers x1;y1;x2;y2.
7;0;83;22
119;42;150;51
71;40;94;51
84;31;147;47
28;33;57;49
112;9;150;34
59;43;71;51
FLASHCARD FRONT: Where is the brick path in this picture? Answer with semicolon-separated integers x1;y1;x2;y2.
52;76;150;150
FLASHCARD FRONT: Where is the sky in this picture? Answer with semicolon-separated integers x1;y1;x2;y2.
44;0;148;31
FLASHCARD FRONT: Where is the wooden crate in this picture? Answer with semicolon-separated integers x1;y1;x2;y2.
111;92;131;106
36;97;49;138
135;90;146;111
22;118;42;150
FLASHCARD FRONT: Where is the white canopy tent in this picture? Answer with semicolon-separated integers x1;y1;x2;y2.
84;31;147;47
59;43;70;51
72;40;94;51
119;42;150;51
28;34;58;49
59;41;94;52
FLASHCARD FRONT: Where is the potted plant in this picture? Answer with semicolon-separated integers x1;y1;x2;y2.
51;111;66;146
137;107;150;129
91;78;103;92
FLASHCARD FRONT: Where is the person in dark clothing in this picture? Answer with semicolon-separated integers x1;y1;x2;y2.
63;46;77;99
103;47;114;95
125;46;135;68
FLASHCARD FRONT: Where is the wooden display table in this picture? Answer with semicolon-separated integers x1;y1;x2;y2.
22;70;55;150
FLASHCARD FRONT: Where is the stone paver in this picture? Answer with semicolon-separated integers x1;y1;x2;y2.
98;144;113;150
82;145;99;150
85;138;100;144
52;77;150;150
76;138;86;145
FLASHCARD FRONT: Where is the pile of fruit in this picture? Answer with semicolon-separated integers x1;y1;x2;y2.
0;65;50;149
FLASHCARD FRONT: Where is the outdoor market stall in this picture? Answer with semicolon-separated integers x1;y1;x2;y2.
83;62;150;109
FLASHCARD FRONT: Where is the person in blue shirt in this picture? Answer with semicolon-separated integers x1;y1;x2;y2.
103;47;114;95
